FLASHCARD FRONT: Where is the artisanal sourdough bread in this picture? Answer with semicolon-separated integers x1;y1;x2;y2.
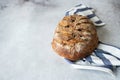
52;14;98;61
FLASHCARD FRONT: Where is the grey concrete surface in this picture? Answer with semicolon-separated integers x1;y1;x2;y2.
0;0;119;80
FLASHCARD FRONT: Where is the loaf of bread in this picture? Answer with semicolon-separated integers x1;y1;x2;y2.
52;14;98;61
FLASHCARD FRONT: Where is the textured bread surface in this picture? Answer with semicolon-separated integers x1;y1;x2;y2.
52;14;98;61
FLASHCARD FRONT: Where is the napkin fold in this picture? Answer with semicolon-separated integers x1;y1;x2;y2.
65;4;120;75
65;4;105;26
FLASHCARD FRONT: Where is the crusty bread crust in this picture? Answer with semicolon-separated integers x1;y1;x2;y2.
52;14;98;61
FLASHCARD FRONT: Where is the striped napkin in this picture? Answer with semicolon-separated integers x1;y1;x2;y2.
65;4;105;26
65;4;120;76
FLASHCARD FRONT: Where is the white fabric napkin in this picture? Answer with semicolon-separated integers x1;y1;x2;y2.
65;4;120;76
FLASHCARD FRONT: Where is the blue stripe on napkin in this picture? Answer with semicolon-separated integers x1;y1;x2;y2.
87;14;96;19
95;20;103;24
74;8;90;14
85;56;94;64
94;49;112;66
94;49;113;69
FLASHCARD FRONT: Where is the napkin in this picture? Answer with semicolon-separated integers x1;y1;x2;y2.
65;4;105;26
65;4;120;76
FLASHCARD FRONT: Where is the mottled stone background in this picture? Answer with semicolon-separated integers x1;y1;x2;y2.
0;0;119;80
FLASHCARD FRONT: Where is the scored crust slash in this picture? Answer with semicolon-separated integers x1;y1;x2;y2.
51;14;98;61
